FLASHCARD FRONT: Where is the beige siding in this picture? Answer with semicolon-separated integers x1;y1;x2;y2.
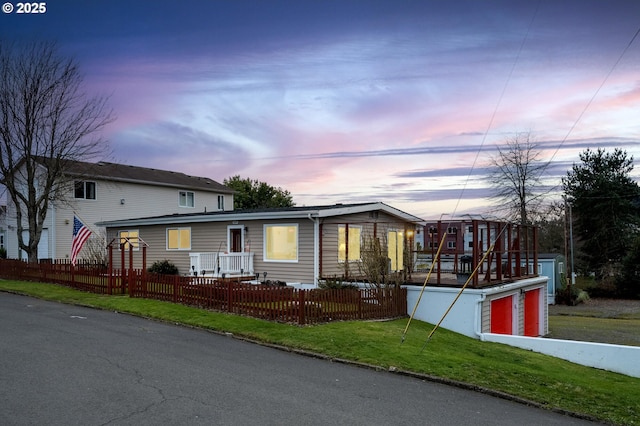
481;299;491;333
106;218;316;282
319;211;417;279
254;219;316;283
517;293;525;336
52;179;230;262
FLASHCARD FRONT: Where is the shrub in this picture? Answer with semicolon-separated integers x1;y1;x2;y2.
318;276;358;290
0;247;6;259
575;289;590;304
148;259;179;275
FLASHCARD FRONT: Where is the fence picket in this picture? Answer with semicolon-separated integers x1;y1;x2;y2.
0;259;407;324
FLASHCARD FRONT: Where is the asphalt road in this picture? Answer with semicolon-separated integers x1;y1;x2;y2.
0;292;597;425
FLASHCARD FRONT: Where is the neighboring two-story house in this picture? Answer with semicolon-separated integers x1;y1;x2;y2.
4;160;234;261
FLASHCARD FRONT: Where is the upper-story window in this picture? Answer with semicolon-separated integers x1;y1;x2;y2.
447;226;457;234
179;191;195;208
217;195;224;210
74;181;96;200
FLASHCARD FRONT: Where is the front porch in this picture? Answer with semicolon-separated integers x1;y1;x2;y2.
189;252;254;278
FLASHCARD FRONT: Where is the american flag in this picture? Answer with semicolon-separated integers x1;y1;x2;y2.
71;216;92;266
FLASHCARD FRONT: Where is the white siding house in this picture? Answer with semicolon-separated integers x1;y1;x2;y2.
4;160;234;261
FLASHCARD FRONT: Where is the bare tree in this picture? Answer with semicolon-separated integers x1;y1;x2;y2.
81;230;108;266
0;41;113;263
358;234;388;287
486;132;549;225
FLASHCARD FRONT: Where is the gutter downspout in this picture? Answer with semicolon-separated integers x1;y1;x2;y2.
308;213;319;286
474;293;487;341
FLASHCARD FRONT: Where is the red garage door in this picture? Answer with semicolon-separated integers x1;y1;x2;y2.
524;288;541;336
490;295;513;334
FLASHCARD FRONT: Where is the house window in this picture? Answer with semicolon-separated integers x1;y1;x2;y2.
428;227;437;234
74;181;96;200
338;225;361;262
167;228;191;250
447;241;456;249
468;241;473;248
264;224;298;262
467;226;473;233
388;230;404;271
118;230;139;251
179;191;195;208
447;226;457;234
217;195;224;210
0;233;4;249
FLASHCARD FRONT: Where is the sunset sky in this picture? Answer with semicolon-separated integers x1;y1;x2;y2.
2;0;639;219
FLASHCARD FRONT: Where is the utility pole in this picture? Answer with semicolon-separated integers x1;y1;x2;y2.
563;196;571;304
568;202;575;288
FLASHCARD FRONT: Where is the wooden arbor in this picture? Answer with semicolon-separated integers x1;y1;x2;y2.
106;236;148;294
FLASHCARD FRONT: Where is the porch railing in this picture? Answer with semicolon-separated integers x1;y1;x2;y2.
189;252;254;277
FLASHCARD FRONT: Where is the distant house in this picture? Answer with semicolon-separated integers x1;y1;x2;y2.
99;202;423;285
538;253;566;304
4;160;234;261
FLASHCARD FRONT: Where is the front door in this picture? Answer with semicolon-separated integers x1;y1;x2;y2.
230;227;243;252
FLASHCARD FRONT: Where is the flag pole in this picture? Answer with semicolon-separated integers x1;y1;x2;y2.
72;211;107;245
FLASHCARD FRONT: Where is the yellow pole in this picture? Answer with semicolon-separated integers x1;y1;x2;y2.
421;223;509;350
401;232;447;343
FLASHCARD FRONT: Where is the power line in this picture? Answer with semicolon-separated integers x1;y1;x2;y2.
545;25;640;169
449;0;541;222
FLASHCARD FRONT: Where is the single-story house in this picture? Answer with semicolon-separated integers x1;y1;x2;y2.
99;202;423;285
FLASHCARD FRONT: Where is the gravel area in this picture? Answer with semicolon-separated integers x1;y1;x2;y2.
549;298;640;319
548;298;640;346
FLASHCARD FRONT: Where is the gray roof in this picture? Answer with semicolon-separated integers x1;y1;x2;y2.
98;202;425;227
63;160;233;194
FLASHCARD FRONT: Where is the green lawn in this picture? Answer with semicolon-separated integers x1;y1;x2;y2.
2;280;639;425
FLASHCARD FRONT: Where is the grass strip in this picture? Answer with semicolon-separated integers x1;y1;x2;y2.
1;280;639;425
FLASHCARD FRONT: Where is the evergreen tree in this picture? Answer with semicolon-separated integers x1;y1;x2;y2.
562;148;640;288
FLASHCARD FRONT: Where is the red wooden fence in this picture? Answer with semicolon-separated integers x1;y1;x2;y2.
0;259;407;325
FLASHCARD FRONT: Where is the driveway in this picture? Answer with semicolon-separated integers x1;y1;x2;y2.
0;293;596;425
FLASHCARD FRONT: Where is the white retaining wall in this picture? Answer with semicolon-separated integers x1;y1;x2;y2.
406;285;482;338
405;277;549;339
482;333;640;378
